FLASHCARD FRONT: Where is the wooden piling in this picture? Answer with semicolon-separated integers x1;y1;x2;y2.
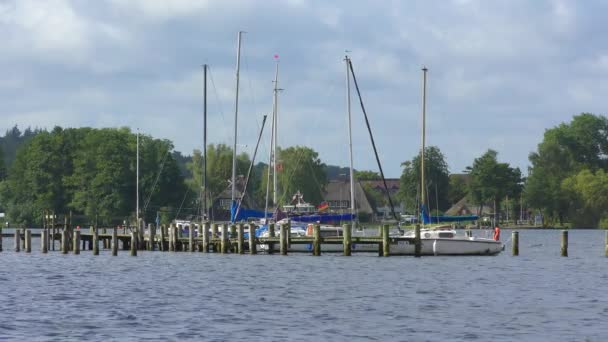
130;231;137;256
73;230;80;254
202;222;210;253
280;223;287;255
221;224;229;254
61;230;68;254
237;224;244;254
268;223;275;255
561;230;568;257
41;229;48;253
159;225;166;251
169;223;175;252
382;224;390;257
415;224;421;258
112;228;118;256
248;224;257;255
93;226;99;255
103;228;108;249
173;225;179;251
188;224;194;252
14;228;20;252
313;224;321;256
0;226;2;252
211;223;219;238
605;230;608;257
343;223;352;256
230;224;237;239
149;224;156;251
25;229;31;253
512;231;519;256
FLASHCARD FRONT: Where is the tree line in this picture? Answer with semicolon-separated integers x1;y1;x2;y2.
1;112;607;228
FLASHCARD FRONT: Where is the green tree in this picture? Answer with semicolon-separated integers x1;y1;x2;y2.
398;146;450;213
276;146;327;205
561;169;608;227
525;113;608;224
0;145;5;181
467;149;522;221
448;174;469;205
3;127;187;226
187;144;252;208
355;170;380;180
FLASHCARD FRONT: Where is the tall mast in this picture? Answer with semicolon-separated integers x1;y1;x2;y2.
231;31;243;205
203;64;208;221
421;67;428;226
136;128;140;226
272;58;279;207
346;55;355;227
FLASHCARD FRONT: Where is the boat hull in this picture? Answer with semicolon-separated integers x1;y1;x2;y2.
260;238;503;255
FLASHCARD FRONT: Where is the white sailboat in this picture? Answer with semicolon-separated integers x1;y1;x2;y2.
388;67;503;256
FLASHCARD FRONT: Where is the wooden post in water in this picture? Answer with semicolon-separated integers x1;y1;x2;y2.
102;228;108;249
415;224;421;258
0;226;3;252
188;224;194;252
221;224;229;254
202;222;210;253
159;225;166;251
61;230;68;254
169;223;175;252
25;229;31;253
130;231;137;256
286;220;292;247
149;224;156;251
280;223;287;255
561;230;568;257
41;229;48;253
313;224;321;256
512;231;519;256
382;224;390;257
93;226;99;255
268;223;275;255
230;224;237;240
237;223;244;254
605;230;608;257
173;225;180;251
73;230;80;254
211;223;218;238
112;228;118;256
14;228;21;252
343;223;352;256
248;224;257;255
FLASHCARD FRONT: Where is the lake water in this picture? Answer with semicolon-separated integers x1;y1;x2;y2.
1;229;607;341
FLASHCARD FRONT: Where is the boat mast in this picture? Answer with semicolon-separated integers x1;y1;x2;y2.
421;67;428;226
265;57;280;221
345;55;355;228
231;31;243;206
272;57;279;208
203;64;208;221
136;128;140;227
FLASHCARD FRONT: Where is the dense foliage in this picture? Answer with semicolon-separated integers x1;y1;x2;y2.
466;149;523;220
525;113;608;227
0;127;184;226
398;146;450;213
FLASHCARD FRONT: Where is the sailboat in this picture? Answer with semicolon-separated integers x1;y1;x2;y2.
394;67;502;255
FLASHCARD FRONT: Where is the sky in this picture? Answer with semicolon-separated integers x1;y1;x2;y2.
1;0;607;178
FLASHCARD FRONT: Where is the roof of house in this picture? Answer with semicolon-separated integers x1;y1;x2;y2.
445;196;494;216
359;179;400;193
323;180;374;214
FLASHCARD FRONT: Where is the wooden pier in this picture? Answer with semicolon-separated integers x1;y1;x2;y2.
2;225;607;257
1;223;420;256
